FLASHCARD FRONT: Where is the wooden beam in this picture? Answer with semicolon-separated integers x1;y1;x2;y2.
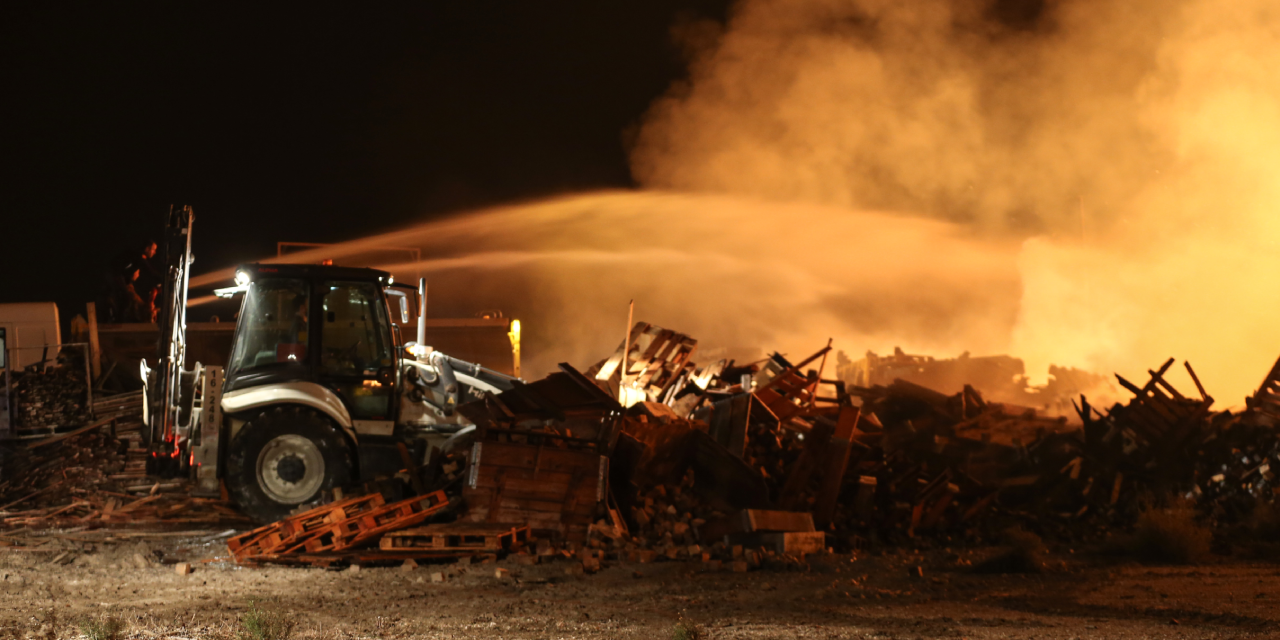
811;405;860;528
85;302;101;379
25;416;115;449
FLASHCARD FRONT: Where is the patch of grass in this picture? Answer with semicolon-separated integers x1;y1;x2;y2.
672;618;704;640
239;600;295;640
78;615;124;640
973;527;1046;574
1126;501;1211;564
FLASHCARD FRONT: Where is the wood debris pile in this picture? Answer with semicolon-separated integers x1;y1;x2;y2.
480;324;1280;569
836;347;1115;413
0;402;247;530
8;366;90;435
12;320;1280;574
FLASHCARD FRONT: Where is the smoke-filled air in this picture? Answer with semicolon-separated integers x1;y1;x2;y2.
192;192;1024;380
628;0;1280;405
192;0;1280;406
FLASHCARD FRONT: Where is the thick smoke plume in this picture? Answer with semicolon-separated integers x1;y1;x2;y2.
630;0;1280;404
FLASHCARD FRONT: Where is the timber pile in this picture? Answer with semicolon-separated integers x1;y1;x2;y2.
8;367;90;435
0;421;248;528
836;347;1115;412
93;390;144;432
504;326;1280;564
93;391;148;479
207;326;1280;571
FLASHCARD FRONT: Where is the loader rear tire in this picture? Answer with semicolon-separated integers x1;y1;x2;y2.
226;406;353;524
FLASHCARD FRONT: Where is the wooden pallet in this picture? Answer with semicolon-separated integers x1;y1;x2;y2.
1113;358;1213;450
290;490;451;554
754;344;832;424
380;523;530;551
227;493;387;560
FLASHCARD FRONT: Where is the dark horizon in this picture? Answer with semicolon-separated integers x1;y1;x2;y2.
0;2;731;324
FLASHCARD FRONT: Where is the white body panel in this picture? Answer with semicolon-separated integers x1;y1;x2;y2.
221;381;357;442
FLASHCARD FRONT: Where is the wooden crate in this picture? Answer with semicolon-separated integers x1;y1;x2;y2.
462;441;606;542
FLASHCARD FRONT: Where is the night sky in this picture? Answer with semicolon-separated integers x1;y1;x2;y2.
0;2;730;323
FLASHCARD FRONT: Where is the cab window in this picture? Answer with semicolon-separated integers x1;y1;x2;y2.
320;281;392;377
227;278;309;373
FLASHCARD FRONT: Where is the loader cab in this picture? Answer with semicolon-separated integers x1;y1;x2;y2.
217;264;412;522
225;264;400;423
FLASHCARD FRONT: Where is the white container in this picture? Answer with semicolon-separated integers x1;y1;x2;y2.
0;302;61;369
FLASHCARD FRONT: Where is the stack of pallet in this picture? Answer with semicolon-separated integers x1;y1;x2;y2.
227;490;453;567
93;391;148;482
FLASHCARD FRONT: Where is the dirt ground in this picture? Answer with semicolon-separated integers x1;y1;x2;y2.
3;530;1279;640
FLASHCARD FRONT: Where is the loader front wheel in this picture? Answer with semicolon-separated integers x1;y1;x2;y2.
226;406;353;523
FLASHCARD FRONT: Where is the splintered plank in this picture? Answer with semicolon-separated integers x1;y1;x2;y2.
810;407;860;526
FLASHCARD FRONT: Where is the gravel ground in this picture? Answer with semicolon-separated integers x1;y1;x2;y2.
1;535;1277;639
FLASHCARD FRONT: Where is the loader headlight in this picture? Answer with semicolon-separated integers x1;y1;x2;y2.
234;270;251;286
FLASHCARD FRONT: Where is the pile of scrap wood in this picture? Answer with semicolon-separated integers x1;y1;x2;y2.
14;317;1270;573
0;413;248;529
836;346;1115;413
8;366;91;435
229;324;1280;570
499;325;1280;558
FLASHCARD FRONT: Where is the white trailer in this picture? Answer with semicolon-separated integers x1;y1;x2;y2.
0;302;61;369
